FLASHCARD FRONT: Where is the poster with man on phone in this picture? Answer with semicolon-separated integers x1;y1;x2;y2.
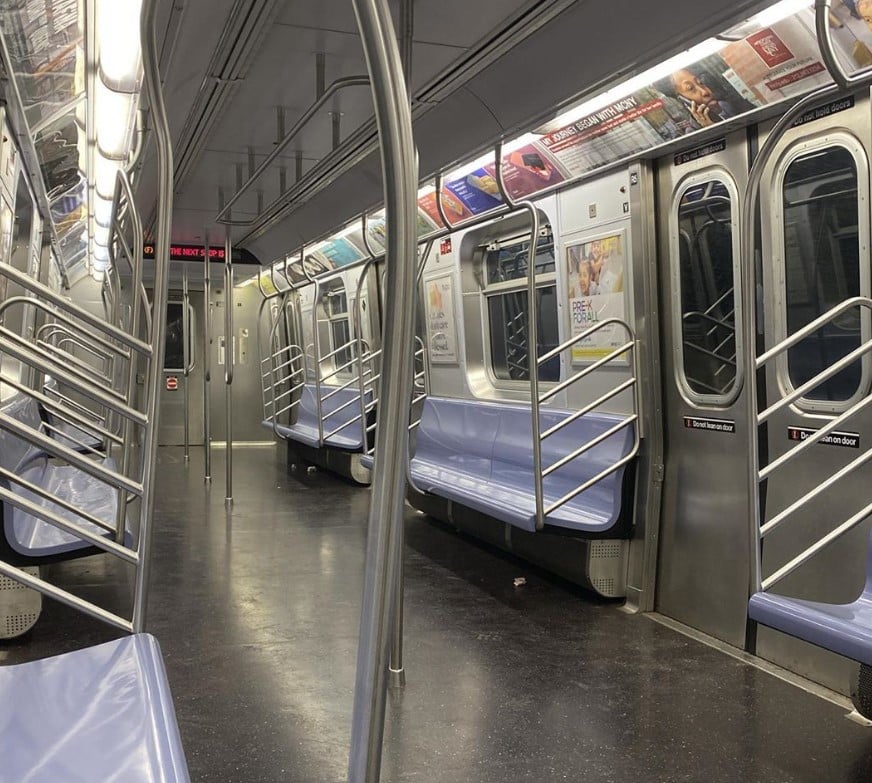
654;56;758;132
567;233;627;363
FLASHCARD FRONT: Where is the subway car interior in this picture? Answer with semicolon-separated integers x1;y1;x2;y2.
7;0;872;780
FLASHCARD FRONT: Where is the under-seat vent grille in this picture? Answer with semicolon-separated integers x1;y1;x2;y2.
0;569;41;639
591;577;616;596
590;541;623;560
4;612;38;637
0;574;30;592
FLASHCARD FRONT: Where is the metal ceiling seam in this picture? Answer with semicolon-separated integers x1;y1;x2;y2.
216;74;372;226
172;0;284;191
237;118;383;246
233;82;505;248
161;0;578;247
412;0;579;106
227;0;579;248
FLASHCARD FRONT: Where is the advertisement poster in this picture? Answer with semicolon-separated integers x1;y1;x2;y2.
443;167;503;214
424;274;458;364
484;143;567;201
567;233;627;363
366;210;439;250
417;189;473;227
519;12;838;185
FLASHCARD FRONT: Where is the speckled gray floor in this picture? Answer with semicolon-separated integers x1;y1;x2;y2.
3;445;872;782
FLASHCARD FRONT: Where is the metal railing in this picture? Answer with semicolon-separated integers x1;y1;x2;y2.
258;287;309;439
360;337;427;463
532;318;640;527
0;0;173;633
742;0;872;603
491;140;640;531
750;298;872;592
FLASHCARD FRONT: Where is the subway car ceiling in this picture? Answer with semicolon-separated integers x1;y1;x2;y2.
131;0;778;267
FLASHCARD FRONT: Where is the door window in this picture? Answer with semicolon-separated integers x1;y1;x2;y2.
674;176;741;403
780;143;868;406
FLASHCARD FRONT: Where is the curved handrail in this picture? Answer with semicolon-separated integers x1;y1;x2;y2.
216;75;370;226
816;0;872;89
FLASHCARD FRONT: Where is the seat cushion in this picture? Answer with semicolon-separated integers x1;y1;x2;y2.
4;457;128;559
0;634;190;782
749;591;872;666
410;396;635;534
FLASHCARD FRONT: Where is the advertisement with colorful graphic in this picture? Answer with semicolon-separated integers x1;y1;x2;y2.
504;12;841;188
366;209;441;250
443;167;503;214
566;232;627;363
417;189;473;227
424;274;459;364
485;144;566;200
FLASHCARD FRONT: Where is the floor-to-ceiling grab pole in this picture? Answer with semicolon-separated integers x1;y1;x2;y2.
386;0;416;694
204;229;212;483
183;263;191;462
347;0;418;780
132;0;174;632
224;230;234;507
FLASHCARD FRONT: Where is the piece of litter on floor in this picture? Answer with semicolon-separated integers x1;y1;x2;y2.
513;577;527;587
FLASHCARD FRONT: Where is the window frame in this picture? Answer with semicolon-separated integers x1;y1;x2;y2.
480;229;560;388
669;167;744;408
773;133;871;415
320;281;355;382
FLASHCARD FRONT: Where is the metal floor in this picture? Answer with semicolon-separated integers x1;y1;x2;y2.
3;445;872;782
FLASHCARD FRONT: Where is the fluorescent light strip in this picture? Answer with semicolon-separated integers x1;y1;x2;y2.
97;0;143;91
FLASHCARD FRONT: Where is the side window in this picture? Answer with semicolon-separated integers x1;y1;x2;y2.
781;144;867;405
675;177;740;402
484;232;559;382
323;283;353;376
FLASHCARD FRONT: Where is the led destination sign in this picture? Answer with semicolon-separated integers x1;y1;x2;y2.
143;244;259;264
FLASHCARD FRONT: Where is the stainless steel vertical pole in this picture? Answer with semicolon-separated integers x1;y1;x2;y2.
183;263;190;462
204;230;212;483
224;230;233;507
347;0;418;780
132;0;173;632
387;0;415;692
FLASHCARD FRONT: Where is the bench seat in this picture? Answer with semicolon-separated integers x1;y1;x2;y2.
0;393;129;565
7;457;126;559
262;383;371;451
0;634;190;782
409;396;635;534
749;530;872;666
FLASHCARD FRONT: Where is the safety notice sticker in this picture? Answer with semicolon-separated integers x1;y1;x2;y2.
683;416;735;433
787;426;860;449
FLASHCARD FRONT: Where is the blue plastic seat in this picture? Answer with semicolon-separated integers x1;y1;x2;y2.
409;396;635;534
749;531;872;666
262;383;370;451
0;393;129;565
0;634;190;782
